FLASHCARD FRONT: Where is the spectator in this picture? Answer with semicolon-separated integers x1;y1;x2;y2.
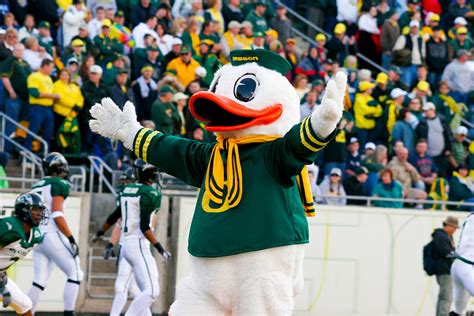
392;20;426;88
245;1;268;34
430;80;466;125
0;43;31;145
109;10;134;54
106;68;133;108
132;15;158;49
323;120;349;176
363;144;388;194
133;45;162;81
151;85;180;134
416;102;453;176
354;81;383;147
296;46;320;82
199;20;220;44
172;0;204;19
251;31;265;49
387;65;409;91
131;0;157;28
343;166;369;205
448;27;472;61
398;0;420;29
62;0;87;47
102;54;125;85
132;65;157;122
88;6;106;40
93;19;124;66
163;37;182;69
373;72;389;105
52;69;84;136
86;0;117;14
448;0;472;23
449;164;474;209
388;147;427;203
451;126;469;168
155;23;173;56
240;21;254;49
336;0;358;25
80;65;107;151
408;96;423;123
300;90;318;119
220;21;243;61
410;138;439;189
372;168;404;208
0;29;18;61
357;6;381;70
166;45;199;88
23;37;52;71
66;57;82;86
409;80;431;107
156;3;173;34
204;0;224;34
430;216;459;316
425;27;449;89
293;74;310;100
326;23;356;66
25;59;60;151
222;0;244;26
441;49;473;103
392;108;415;153
346;137;361;176
271;5;291;44
319;167;347;205
36;21;54;57
194;40;220;87
447;16;467;40
410;64;429;91
18;14;38;42
79;54;95;82
172;92;189;137
386;88;407;139
314;33;327;62
71;23;96;55
380;10;400;69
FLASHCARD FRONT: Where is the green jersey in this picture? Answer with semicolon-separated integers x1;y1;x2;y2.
118;183;161;240
132;118;331;257
30;177;70;232
0;217;42;271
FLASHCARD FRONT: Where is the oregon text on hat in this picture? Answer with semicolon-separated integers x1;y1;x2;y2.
229;49;291;75
232;56;259;61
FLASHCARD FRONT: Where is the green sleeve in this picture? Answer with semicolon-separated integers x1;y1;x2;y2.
0;219;21;248
265;117;334;185
150;102;170;128
29;88;40;98
94;36;114;56
51;179;70;198
0;58;13;77
133;128;213;187
139;188;161;233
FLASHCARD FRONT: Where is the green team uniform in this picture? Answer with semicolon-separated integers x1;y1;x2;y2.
132;116;331;257
30;177;70;233
0;216;42;271
117;183;161;239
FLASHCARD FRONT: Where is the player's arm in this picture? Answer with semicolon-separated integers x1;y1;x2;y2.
93;204;122;239
52;196;79;257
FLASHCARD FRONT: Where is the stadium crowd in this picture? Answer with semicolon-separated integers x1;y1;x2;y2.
0;0;473;209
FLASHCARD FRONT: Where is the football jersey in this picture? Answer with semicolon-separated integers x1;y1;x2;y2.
0;217;42;271
118;183;161;240
457;213;474;262
30;177;70;232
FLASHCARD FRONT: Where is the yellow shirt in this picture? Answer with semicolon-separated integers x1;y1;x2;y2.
53;80;84;117
354;93;383;130
28;71;54;106
166;57;200;88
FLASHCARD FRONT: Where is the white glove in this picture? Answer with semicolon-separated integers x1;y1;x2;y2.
311;71;348;139
162;250;172;262
89;98;142;150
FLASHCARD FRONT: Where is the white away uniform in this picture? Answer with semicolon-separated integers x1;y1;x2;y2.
451;212;474;314
27;177;83;312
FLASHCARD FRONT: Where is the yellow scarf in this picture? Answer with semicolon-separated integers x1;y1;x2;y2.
202;135;315;216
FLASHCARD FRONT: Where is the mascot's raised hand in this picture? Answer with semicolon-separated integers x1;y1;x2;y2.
89;98;141;149
311;71;347;139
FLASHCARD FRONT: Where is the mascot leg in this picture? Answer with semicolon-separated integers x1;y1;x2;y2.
170;245;305;316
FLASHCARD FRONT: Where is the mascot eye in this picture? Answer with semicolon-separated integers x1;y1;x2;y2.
234;74;259;102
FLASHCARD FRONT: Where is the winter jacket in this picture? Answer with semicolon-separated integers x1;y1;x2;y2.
343;176;368;205
53;80;84;117
372;180;404;208
449;172;474;203
392;120;415;153
354;93;383;130
380;20;400;53
319;177;347;205
62;5;87;47
431;228;455;275
426;38;449;74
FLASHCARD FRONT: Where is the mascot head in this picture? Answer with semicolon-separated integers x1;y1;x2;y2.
189;49;300;138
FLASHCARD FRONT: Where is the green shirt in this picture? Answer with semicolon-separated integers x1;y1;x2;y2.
132;118;332;257
245;11;269;33
0;216;42;271
193;53;220;87
0;57;32;100
150;99;181;135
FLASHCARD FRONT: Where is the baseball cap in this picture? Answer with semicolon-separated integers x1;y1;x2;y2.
79;22;88;30
389;65;402;75
265;29;278;38
38;21;51;29
312;79;324;87
334;23;346;35
429;13;440;22
349;137;359;144
199;39;215;46
147;45;159;52
140;65;154;73
390;88;407;99
254;31;265;38
315;33;326;42
417;80;430;92
180;45;191;54
330;168;342;177
422;102;436;111
90;65;103;74
443;216;459;228
115;10;124;17
365;142;376;150
376;72;389;84
102;19;112;28
454;17;468;26
71;39;84;47
171;38;183;46
455;126;468;135
67;57;78;65
159;85;175;94
457;26;468;35
116;68;128;75
355;166;369;175
457;49;471;57
359;81;375;92
241;21;253;29
409;20;420;28
172;92;189;103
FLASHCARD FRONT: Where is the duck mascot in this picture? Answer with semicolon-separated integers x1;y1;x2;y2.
89;49;347;315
